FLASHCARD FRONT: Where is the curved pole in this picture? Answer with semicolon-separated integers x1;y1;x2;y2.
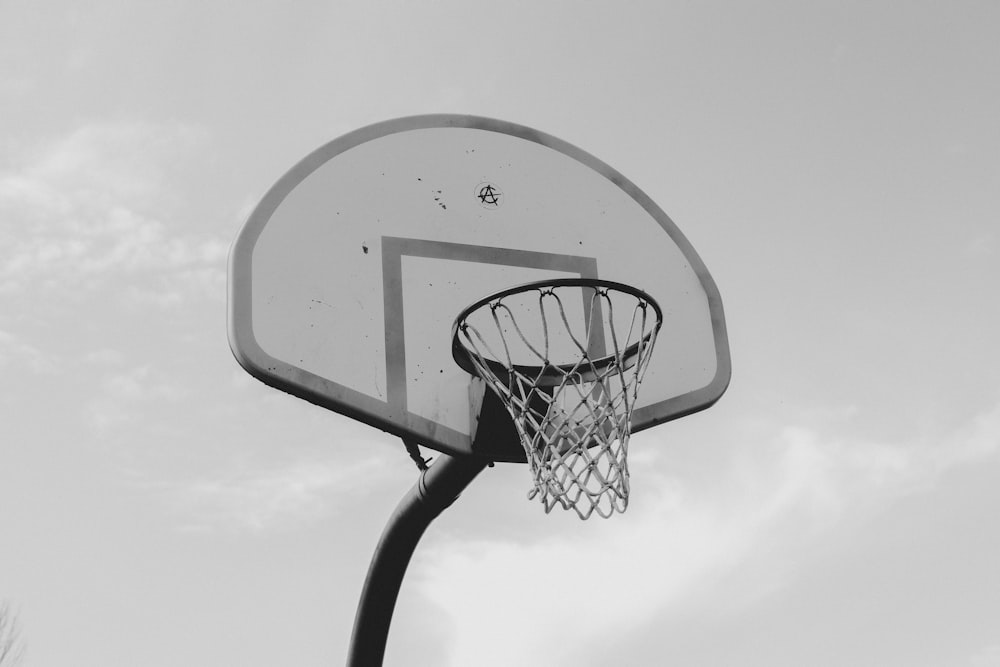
347;450;489;666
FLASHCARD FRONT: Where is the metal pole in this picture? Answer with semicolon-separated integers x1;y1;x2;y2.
347;450;489;666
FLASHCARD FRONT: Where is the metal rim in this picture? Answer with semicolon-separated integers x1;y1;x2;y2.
451;278;663;385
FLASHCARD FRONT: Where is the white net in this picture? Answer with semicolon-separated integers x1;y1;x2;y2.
454;280;661;519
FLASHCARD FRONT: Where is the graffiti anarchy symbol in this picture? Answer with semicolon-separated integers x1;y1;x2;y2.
475;182;503;209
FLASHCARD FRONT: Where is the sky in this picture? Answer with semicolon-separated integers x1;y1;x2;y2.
1;1;998;665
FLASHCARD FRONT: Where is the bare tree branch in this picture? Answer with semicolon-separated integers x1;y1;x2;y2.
0;602;24;667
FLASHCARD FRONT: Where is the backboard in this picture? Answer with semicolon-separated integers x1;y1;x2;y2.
228;115;730;462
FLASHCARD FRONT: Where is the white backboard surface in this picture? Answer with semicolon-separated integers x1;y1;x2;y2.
228;115;730;460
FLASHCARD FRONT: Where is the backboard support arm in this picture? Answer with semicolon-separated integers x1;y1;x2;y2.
347;445;489;666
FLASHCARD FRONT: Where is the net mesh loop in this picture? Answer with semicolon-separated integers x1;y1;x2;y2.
453;279;662;519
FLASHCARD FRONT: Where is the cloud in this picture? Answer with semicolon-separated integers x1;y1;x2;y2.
972;645;1000;667
416;402;1000;666
0;121;228;300
0;329;59;374
166;454;396;533
82;348;127;365
86;364;184;431
965;233;995;258
418;493;766;666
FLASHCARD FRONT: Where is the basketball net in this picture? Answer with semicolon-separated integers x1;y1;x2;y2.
454;280;661;519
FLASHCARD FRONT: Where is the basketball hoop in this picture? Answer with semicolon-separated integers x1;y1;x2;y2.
230;116;732;661
453;279;662;519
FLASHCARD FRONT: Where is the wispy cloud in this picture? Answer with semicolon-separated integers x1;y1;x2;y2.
417;403;1000;666
972;644;1000;667
166;454;396;533
0;329;59;374
965;233;994;258
0;121;228;300
86;364;184;431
